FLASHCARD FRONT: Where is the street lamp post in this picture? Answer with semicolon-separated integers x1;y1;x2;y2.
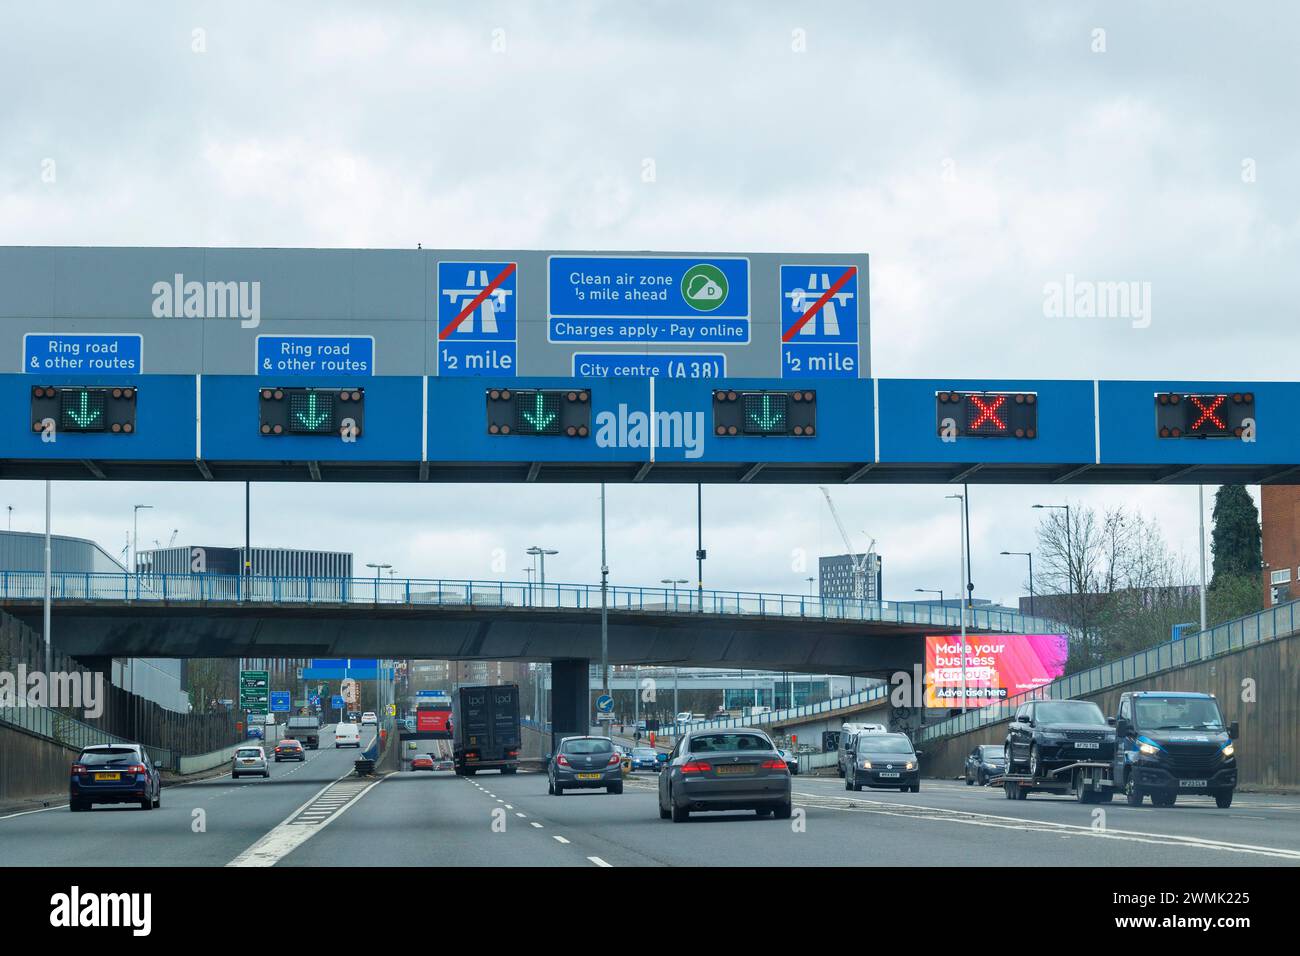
131;504;153;577
945;494;968;714
661;577;687;611
1000;551;1035;617
527;546;558;607
366;562;392;603
806;576;816;597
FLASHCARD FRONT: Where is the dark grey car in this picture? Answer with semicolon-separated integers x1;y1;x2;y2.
657;729;792;822
845;732;920;792
548;736;624;795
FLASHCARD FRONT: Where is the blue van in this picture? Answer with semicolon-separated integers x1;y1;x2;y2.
1112;691;1238;808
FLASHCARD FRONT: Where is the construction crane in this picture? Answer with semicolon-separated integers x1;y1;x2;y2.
168;529;179;547
819;487;877;602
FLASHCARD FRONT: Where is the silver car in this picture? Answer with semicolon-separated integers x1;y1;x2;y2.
232;745;269;779
548;736;624;795
658;729;792;822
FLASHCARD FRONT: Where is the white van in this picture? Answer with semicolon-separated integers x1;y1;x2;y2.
335;723;361;748
837;722;889;776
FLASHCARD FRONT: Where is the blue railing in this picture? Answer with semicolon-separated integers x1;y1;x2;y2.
920;598;1300;742
0;571;1060;635
655;682;892;738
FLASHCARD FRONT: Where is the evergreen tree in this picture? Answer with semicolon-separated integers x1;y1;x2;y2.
1209;485;1262;585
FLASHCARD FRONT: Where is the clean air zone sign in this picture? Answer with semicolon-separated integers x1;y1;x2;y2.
548;256;750;345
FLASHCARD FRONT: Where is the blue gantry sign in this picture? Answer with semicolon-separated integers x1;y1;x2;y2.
571;352;726;380
437;261;518;377
779;265;859;379
256;335;374;376
23;333;143;375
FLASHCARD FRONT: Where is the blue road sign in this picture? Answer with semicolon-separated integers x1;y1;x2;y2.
780;265;859;379
548;256;750;344
437;261;518;377
270;691;291;713
256;335;374;376
309;694;321;708
24;333;143;375
571;352;725;380
331;695;345;709
596;694;614;714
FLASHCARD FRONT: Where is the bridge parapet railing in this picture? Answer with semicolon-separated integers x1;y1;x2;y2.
0;571;1063;635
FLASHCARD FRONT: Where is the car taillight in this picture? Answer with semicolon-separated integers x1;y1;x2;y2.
761;758;788;771
680;760;711;774
507;749;519;757
71;765;85;775
607;753;621;766
127;764;146;774
556;754;570;767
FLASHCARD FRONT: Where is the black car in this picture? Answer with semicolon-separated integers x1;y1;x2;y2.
845;732;920;792
1004;699;1116;780
964;744;1006;786
69;744;161;811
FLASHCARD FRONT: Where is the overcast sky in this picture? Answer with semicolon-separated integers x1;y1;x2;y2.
1;2;1294;605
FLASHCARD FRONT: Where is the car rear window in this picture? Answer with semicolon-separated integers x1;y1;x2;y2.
563;739;613;754
689;734;771;753
236;749;262;758
78;748;138;766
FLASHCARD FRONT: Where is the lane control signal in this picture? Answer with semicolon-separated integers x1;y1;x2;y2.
935;391;1037;438
258;387;365;437
486;388;591;437
1155;392;1254;438
31;385;137;434
713;389;816;437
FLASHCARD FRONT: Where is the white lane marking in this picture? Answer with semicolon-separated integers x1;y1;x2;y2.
504;804;513;809
0;803;68;820
530;822;544;828
553;835;570;844
226;773;388;867
515;812;527;818
791;790;1300;860
588;856;612;867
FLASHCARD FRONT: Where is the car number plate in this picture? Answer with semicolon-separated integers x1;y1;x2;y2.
715;765;755;775
93;772;121;781
1074;742;1100;749
1179;779;1207;788
878;772;900;778
240;759;256;764
576;773;601;780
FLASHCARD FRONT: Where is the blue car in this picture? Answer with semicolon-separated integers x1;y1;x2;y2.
70;744;161;811
630;747;661;772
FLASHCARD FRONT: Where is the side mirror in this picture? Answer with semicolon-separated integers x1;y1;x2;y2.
1106;716;1116;726
1229;721;1239;740
1115;718;1131;736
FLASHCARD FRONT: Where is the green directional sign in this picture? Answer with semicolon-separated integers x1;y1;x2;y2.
56;388;106;432
742;392;788;434
289;391;335;433
239;669;270;713
516;391;561;435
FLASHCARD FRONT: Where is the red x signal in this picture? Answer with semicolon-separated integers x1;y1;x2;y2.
969;395;1007;431
1190;394;1226;431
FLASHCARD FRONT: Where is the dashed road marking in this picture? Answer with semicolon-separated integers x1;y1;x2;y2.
553;835;570;844
588;856;612;867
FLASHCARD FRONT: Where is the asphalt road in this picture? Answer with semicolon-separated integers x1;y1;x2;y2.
0;725;376;866
6;750;1298;866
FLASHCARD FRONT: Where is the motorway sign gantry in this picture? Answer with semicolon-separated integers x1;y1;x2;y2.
239;670;269;713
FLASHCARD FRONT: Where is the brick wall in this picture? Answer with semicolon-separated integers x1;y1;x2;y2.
1262;486;1300;607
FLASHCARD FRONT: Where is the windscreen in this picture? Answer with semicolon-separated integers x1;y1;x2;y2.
859;736;915;754
236;748;261;758
689;733;772;753
981;746;1003;759
78;749;137;766
1134;696;1224;731
563;739;613;755
1035;701;1105;725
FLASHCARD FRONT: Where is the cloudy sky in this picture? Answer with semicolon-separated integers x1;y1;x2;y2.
1;2;1294;605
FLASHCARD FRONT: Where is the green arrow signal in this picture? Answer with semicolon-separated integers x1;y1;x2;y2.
521;393;556;431
65;391;102;428
749;395;782;431
294;393;330;429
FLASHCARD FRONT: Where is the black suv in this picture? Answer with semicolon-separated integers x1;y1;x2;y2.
1004;699;1116;779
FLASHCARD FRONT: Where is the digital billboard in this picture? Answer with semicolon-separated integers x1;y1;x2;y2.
924;634;1067;708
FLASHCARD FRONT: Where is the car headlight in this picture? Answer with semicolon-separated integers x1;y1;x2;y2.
905;761;915;770
1221;744;1235;758
1138;741;1160;756
860;760;872;769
